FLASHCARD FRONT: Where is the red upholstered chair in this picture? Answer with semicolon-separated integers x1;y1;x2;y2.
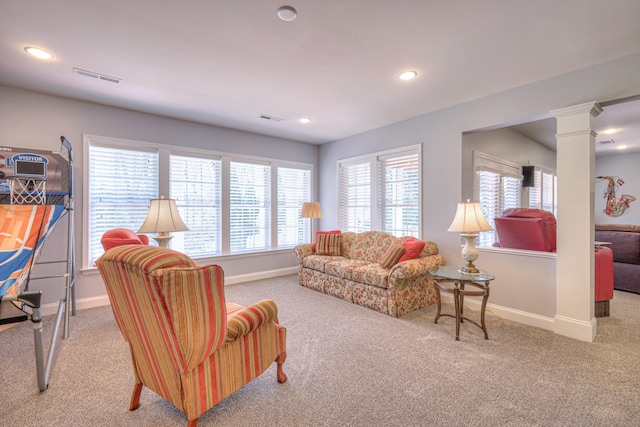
494;208;614;317
96;245;287;426
494;208;557;252
101;228;150;251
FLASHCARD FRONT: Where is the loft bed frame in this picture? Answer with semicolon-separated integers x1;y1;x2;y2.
0;136;75;391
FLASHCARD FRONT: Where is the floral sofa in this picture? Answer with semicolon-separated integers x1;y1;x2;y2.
294;231;446;317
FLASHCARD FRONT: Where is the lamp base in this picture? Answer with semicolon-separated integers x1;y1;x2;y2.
153;233;173;248
459;233;481;275
458;264;480;275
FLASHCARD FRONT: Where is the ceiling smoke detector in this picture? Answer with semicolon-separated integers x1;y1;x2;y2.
277;6;297;21
73;67;122;84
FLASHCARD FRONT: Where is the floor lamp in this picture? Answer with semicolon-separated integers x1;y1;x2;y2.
301;202;322;243
138;196;189;248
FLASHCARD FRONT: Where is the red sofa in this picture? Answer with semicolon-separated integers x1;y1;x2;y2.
495;208;614;317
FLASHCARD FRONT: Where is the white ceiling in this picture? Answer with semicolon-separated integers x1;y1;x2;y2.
2;0;640;145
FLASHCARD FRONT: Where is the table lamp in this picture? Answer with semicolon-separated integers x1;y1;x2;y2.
138;196;189;248
300;202;322;243
447;199;493;274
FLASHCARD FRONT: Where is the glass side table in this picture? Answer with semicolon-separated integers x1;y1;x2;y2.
428;266;495;341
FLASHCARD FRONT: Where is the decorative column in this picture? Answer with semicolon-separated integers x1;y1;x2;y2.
550;101;602;342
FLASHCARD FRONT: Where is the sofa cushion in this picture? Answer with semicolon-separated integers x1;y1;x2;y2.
325;259;371;279
352;263;390;289
311;230;341;251
595;224;640;233
316;232;342;256
398;237;425;263
344;231;399;262
302;255;344;272
379;243;406;269
595;230;640;264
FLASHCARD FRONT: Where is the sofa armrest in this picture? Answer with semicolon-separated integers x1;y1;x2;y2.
389;254;447;281
226;299;279;342
294;243;314;260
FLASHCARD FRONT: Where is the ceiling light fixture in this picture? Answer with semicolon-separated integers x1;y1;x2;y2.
616;145;628;150
277;6;297;21
24;46;53;60
300;117;311;124
601;128;620;135
398;70;417;81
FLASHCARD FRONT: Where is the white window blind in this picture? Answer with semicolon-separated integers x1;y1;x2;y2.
88;144;158;265
377;152;420;237
474;152;521;247
230;161;271;253
528;166;557;217
169;154;221;257
277;167;311;248
339;161;371;232
86;135;312;268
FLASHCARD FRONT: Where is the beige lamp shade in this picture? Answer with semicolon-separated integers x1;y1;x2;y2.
447;200;493;233
138;197;189;233
301;202;323;219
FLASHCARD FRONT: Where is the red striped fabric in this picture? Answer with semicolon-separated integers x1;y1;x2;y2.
96;245;287;424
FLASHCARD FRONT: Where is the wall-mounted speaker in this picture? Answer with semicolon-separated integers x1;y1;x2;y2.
522;165;535;187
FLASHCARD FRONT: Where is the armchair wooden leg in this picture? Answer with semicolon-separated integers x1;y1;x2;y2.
129;383;143;411
276;351;287;383
187;418;199;427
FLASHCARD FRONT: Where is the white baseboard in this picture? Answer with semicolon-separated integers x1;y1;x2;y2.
439;294;555;332
554;315;597;342
41;267;299;316
225;267;298;285
41;295;111;317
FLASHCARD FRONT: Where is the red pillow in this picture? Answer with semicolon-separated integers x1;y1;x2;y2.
311;230;341;251
397;237;425;263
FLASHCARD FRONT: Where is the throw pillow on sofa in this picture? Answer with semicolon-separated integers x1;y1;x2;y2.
311;230;341;251
316;232;342;256
398;237;425;263
379;243;406;269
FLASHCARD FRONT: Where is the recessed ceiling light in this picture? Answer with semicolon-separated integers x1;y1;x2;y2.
616;145;628;150
300;117;311;124
277;6;297;21
601;128;620;135
398;70;417;81
24;46;53;59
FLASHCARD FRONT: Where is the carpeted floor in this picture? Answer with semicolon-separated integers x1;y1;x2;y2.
1;274;639;426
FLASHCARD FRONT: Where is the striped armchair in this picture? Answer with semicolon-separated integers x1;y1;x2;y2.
96;245;287;427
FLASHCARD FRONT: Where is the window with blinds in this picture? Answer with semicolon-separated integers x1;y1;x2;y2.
87;144;158;265
339;161;371;232
169;154;221;257
338;145;421;236
230;161;271;253
528;166;557;217
474;151;522;247
85;135;312;268
378;152;420;237
277;167;310;247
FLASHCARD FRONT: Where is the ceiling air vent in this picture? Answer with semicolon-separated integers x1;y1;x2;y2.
599;139;615;145
73;68;122;85
259;114;284;122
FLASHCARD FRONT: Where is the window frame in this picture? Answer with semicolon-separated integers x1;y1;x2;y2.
83;134;313;268
473;151;522;247
337;144;422;237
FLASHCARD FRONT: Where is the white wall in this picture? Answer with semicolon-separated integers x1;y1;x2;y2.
0;86;319;311
319;51;640;331
595;151;640;225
